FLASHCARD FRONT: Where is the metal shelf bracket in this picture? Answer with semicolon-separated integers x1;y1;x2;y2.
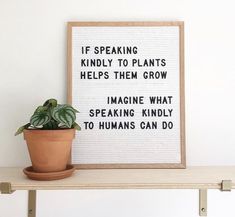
199;189;207;216
28;190;37;217
0;182;15;194
221;180;232;191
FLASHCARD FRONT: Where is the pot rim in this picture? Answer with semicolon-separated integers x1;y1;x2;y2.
23;128;76;140
24;128;75;132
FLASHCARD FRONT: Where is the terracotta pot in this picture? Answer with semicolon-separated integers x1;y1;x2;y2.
23;129;75;173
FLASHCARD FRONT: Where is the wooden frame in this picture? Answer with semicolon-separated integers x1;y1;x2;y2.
67;21;185;169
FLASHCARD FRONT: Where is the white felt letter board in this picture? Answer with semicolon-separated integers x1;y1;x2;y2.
67;22;185;169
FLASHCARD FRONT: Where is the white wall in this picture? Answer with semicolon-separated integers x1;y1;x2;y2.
1;0;235;216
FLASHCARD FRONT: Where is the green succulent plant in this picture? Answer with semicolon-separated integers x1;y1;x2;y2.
15;98;81;136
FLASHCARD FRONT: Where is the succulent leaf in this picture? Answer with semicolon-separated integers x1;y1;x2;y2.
43;98;57;107
52;105;76;128
72;122;81;131
30;111;51;127
14;123;31;136
15;98;80;135
34;106;47;114
72;108;79;113
42;119;59;130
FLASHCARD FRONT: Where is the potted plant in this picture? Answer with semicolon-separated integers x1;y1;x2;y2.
15;98;81;174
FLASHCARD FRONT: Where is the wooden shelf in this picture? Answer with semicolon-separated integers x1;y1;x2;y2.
1;166;234;217
0;166;235;191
